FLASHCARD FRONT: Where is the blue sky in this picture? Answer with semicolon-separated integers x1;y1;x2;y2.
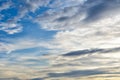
0;0;120;80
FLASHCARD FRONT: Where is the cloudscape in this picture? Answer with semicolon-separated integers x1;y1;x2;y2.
0;0;120;80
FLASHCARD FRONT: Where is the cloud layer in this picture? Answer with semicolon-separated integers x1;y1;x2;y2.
0;0;120;80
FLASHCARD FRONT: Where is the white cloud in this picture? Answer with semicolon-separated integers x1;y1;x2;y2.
0;22;22;34
0;42;14;54
26;0;50;12
35;2;87;30
48;0;87;9
34;0;120;52
0;38;56;54
0;1;12;11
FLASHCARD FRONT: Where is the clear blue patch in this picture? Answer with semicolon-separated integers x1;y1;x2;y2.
19;20;57;40
0;7;18;22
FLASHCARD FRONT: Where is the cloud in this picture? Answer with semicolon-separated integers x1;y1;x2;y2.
0;42;14;54
0;78;20;80
0;55;48;79
25;0;50;12
35;0;120;30
27;50;120;80
0;0;120;79
33;0;120;53
0;22;22;34
30;78;44;80
35;3;87;30
63;48;104;56
0;0;51;35
0;1;12;11
0;41;120;79
0;1;23;35
63;47;120;56
48;69;106;78
0;39;36;54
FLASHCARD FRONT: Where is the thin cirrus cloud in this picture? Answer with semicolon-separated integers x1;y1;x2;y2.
0;0;120;80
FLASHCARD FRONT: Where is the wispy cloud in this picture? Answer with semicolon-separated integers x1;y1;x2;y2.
63;47;120;56
0;1;12;11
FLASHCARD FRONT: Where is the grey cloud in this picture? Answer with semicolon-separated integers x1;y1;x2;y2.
84;1;106;21
84;0;120;22
30;78;44;80
63;48;104;56
55;16;69;22
0;78;20;80
36;4;86;30
63;47;120;56
36;0;120;31
48;69;106;78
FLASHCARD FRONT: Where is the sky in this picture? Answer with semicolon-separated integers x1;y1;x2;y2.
0;0;120;80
